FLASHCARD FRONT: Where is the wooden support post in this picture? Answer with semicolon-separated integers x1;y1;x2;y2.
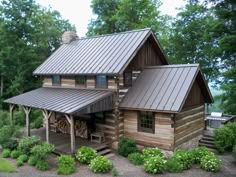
23;106;31;137
9;104;15;125
65;114;75;154
42;110;52;143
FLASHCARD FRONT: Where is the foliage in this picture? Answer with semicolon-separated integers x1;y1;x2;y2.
171;150;194;170
75;146;97;164
192;147;211;164
56;155;76;175
2;149;11;158
233;145;236;161
200;152;222;172
0;111;10;127
117;136;138;157
128;152;144;165
27;156;37;166
165;157;184;173
0;158;17;172
89;156;113;173
17;154;28;162
16;158;24;166
142;147;164;160
18;136;41;155
10;150;20;159
112;168;119;177
0;125;22;150
214;122;236;153
143;156;166;174
35;160;50;171
31;143;54;160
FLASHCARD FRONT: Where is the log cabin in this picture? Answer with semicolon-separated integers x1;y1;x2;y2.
4;28;213;154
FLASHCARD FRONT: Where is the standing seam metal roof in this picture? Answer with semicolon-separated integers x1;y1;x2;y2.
33;28;156;75
120;64;212;113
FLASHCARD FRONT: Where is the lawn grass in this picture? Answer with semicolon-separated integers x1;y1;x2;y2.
0;158;17;173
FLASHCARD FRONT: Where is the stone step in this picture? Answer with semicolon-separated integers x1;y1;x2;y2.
94;144;108;152
202;135;214;141
199;139;215;145
98;148;112;156
199;142;216;149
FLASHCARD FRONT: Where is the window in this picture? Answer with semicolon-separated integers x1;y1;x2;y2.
52;75;61;86
75;76;86;87
124;71;132;87
138;111;155;133
96;75;107;88
94;112;105;123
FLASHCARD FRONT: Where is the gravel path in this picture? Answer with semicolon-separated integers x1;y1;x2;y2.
0;153;235;177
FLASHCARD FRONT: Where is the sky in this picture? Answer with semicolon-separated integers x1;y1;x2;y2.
37;0;187;37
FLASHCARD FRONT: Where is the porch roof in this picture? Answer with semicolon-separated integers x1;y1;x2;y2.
4;87;113;114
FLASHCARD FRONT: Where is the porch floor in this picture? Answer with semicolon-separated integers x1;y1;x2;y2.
30;128;109;154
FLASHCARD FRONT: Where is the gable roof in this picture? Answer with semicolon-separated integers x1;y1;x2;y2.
33;28;168;75
120;64;213;113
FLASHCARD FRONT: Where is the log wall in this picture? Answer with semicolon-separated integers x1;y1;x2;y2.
86;76;95;89
124;110;174;150
61;77;75;87
174;105;205;148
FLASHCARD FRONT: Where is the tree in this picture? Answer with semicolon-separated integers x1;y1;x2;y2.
0;0;75;109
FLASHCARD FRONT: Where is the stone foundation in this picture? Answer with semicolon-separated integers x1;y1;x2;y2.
174;134;203;151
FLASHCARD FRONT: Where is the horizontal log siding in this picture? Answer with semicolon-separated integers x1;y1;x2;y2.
108;78;117;89
86;76;95;88
124;111;174;150
61;77;75;87
43;77;52;87
174;105;205;147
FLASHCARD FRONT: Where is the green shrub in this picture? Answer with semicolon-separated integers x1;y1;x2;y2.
142;147;164;160
112;168;119;177
56;155;76;175
18;136;41;155
172;150;194;170
31;143;54;161
233;145;236;161
75;146;97;164
2;149;11;158
17;154;28;162
0;111;10;127
128;152;144;165
36;160;49;171
10;150;20;159
117;136;138;157
166;157;184;173
28;156;37;166
16;159;24;166
143;156;166;174
200;152;222;172
30;110;43;129
214;122;236;153
192;147;210;164
0;125;22;150
89;156;113;173
13;109;26;126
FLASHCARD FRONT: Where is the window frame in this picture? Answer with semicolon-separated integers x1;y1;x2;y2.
96;75;107;88
52;75;61;86
124;71;132;87
138;111;155;134
75;75;86;87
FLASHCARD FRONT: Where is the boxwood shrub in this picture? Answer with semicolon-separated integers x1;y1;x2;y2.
117;136;138;157
28;156;37;166
89;156;113;173
18;136;41;155
36;160;50;171
57;155;76;175
10;150;20;159
75;146;97;164
128;152;144;165
2;149;11;158
17;154;28;162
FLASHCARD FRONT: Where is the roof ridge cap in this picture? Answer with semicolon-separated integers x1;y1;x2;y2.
145;64;199;69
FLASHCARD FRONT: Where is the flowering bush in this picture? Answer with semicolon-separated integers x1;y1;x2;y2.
200;152;222;172
128;152;144;165
143;156;166;174
75;146;97;164
166;157;184;173
2;149;11;158
192;147;210;164
57;155;76;175
172;150;194;170
118;136;138;157
89;156;113;173
142;147;164;160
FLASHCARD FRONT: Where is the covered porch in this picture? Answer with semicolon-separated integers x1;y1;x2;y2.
4;87;114;154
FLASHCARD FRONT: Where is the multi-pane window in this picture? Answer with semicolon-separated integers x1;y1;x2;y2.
124;71;132;87
75;76;86;87
96;75;107;88
138;111;155;133
52;75;61;86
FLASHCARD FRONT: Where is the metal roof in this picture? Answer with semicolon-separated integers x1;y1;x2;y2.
120;64;213;113
4;88;113;114
33;28;168;75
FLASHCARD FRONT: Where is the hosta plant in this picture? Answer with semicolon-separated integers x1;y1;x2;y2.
75;146;97;164
128;152;144;165
142;147;164;160
192;147;210;164
200;152;222;172
172;150;194;170
57;155;76;175
89;156;113;173
143;156;166;174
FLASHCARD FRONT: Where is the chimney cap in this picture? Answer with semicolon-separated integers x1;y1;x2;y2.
62;31;78;44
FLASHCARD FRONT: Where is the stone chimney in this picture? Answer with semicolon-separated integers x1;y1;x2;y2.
62;31;79;44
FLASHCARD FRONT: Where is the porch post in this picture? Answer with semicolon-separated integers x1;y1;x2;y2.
23;106;31;137
65;114;75;154
9;104;15;125
42;110;52;143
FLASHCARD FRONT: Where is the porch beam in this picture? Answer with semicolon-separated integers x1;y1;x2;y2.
23;106;31;137
9;104;15;125
65;114;75;154
42;110;52;143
